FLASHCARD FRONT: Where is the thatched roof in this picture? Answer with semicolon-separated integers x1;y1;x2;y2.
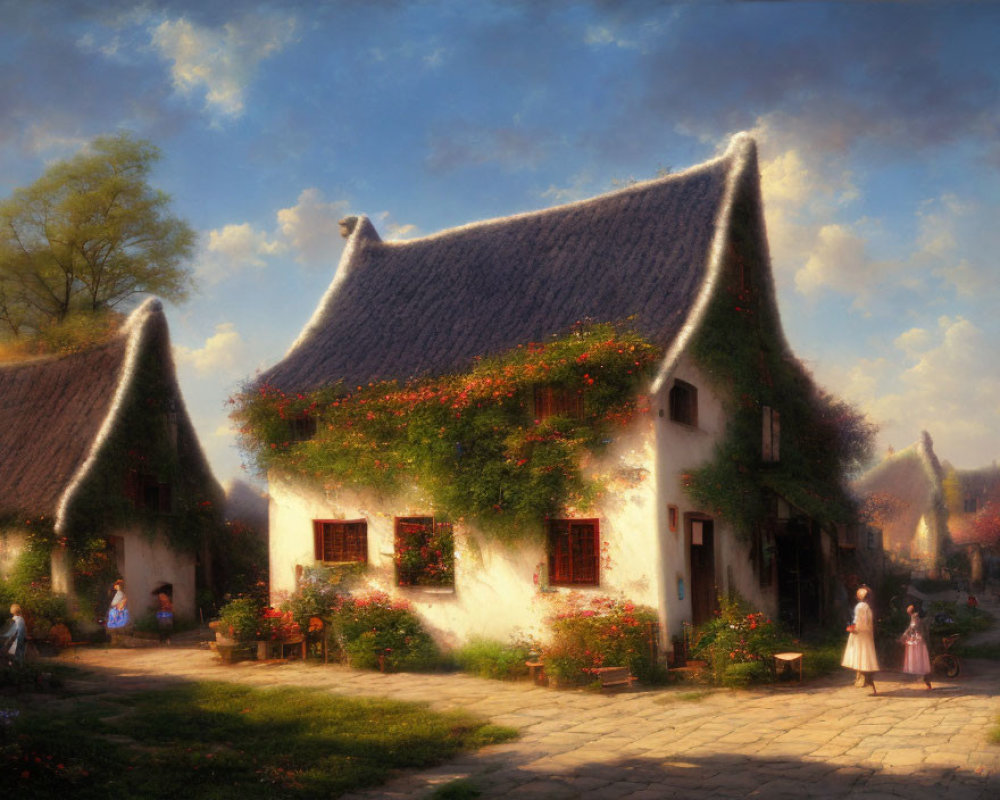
261;133;770;394
0;299;213;532
853;431;945;554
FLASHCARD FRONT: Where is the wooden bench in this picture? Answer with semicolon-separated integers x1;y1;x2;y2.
593;666;635;690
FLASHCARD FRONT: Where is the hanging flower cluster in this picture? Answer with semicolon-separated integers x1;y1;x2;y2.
231;323;660;540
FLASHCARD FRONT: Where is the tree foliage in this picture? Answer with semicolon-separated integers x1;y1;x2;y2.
0;133;195;337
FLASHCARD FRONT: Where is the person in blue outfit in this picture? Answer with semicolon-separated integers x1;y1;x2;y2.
3;604;27;667
106;579;130;645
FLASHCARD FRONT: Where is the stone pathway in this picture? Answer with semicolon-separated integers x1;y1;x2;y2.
52;637;1000;799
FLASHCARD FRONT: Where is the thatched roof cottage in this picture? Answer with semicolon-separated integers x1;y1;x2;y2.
0;298;223;622
854;431;947;574
256;133;851;648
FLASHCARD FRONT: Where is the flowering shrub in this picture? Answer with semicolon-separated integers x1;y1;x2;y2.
231;323;659;540
395;520;454;586
690;594;789;686
214;597;263;642
328;591;441;672
541;594;661;686
256;607;301;641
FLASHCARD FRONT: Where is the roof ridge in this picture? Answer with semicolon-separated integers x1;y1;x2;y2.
650;133;758;394
377;135;747;249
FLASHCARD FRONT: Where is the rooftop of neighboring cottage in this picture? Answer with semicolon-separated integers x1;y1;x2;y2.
261;133;774;394
0;299;214;530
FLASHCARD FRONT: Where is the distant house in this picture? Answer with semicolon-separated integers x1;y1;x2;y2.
256;134;855;648
853;431;947;576
942;461;1000;585
0;299;223;622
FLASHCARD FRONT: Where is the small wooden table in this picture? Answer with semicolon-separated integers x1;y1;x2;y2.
774;651;804;682
525;660;546;685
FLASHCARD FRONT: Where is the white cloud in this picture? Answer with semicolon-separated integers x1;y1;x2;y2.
198;222;283;284
276;188;349;266
585;26;637;50
821;317;1000;469
151;14;296;120
174;322;246;375
793;223;895;300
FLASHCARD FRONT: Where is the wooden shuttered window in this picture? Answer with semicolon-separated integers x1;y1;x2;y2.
125;470;172;514
668;380;698;427
547;519;600;586
313;520;367;563
533;385;584;421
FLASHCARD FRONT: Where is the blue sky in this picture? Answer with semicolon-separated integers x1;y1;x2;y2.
3;0;999;488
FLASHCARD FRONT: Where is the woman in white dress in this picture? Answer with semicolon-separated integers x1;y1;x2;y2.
900;604;932;689
842;586;879;695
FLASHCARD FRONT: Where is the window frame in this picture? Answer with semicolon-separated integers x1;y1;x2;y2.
547;518;600;587
668;380;698;427
533;384;585;422
125;470;172;514
312;519;368;564
394;515;455;588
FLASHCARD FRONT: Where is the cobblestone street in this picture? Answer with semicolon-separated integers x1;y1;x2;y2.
58;638;1000;800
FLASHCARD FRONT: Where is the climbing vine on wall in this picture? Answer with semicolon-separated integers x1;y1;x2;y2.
60;325;223;556
681;195;876;537
232;323;660;541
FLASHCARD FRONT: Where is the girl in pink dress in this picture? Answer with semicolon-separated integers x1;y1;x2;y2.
901;604;932;689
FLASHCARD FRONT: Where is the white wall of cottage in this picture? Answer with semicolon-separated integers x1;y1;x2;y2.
268;353;774;653
47;527;195;621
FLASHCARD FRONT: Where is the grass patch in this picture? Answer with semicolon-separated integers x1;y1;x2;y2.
1;681;517;798
654;689;715;705
452;637;531;681
428;778;483;798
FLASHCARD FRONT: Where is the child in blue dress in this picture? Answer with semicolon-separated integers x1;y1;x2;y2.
106;580;130;644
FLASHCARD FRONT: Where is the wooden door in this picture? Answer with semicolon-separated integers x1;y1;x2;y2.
689;519;716;626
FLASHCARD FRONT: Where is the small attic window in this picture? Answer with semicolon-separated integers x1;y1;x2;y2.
126;471;172;514
290;416;317;442
668;380;698;427
533;385;584;422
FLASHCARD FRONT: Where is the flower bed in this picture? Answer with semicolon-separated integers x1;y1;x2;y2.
690;594;789;687
327;591;442;672
541;594;661;687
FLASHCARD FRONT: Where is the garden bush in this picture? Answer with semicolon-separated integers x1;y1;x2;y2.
541;594;661;687
213;596;262;642
328;591;442;672
454;637;533;680
690;594;790;685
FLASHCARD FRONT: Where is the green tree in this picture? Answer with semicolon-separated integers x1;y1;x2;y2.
0;133;195;337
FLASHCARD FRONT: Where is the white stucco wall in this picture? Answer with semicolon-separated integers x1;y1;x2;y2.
652;355;775;641
0;529;28;582
116;528;197;621
269;417;664;649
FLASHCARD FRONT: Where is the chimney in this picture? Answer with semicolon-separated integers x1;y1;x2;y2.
338;216;359;238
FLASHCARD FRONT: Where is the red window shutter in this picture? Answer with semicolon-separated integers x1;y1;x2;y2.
571;522;599;584
313;521;324;560
548;521;570;583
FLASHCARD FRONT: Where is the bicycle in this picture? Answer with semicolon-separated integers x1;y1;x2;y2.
932;634;960;678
